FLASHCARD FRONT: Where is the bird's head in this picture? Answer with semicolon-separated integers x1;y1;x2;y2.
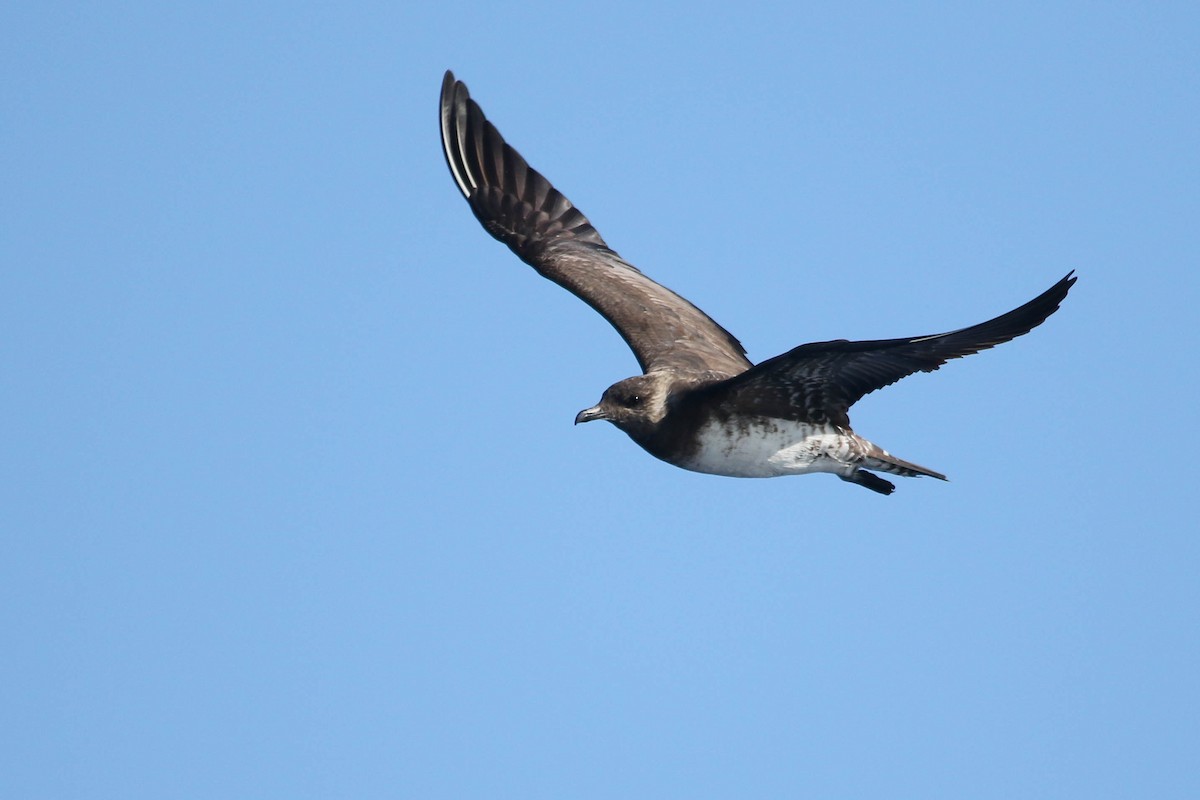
575;374;671;437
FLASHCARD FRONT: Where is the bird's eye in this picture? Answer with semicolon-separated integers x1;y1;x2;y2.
626;394;642;407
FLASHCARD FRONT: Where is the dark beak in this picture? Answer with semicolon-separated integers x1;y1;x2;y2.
574;405;608;425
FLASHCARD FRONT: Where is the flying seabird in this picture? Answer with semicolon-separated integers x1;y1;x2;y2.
439;71;1075;494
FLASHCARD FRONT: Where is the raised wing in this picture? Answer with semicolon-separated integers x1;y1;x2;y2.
440;71;750;377
694;272;1076;427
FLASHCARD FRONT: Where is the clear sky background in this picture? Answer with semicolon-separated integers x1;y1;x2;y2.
3;2;1198;798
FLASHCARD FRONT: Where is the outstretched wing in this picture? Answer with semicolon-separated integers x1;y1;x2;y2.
695;272;1076;427
440;71;750;377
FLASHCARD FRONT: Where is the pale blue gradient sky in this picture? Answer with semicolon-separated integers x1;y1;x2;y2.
3;3;1198;798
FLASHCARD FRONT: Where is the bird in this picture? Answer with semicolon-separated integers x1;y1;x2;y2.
439;71;1075;494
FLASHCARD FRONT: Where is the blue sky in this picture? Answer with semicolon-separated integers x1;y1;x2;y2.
3;2;1198;797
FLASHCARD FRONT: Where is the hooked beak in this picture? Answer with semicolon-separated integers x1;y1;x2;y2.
574;404;609;425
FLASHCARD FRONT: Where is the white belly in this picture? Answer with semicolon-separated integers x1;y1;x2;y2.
677;418;864;478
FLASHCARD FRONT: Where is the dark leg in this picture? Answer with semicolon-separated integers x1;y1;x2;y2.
840;469;896;495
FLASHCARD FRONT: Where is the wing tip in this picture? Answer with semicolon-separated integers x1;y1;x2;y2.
438;70;614;257
439;70;473;198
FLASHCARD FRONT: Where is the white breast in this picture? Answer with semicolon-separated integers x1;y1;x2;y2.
678;418;864;478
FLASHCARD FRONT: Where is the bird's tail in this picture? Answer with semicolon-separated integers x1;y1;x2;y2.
863;448;948;482
839;442;948;495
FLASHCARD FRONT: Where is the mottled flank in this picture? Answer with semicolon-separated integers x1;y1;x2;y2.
440;71;1076;494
